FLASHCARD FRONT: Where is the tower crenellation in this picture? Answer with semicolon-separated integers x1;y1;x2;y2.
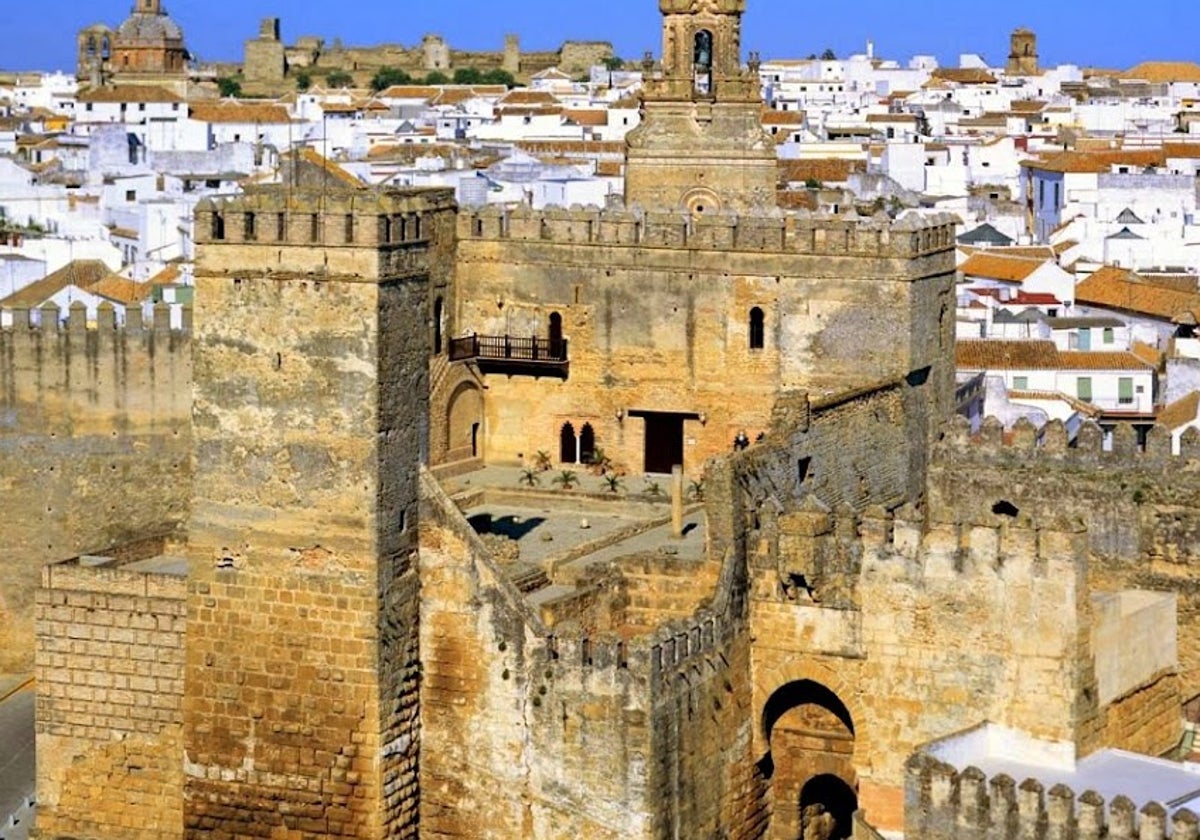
905;754;1200;840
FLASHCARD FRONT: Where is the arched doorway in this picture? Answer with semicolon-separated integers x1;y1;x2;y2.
549;312;563;357
559;422;576;464
761;680;857;840
579;423;596;465
446;382;483;462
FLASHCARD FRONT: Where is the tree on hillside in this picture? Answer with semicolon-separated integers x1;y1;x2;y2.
424;70;450;85
326;70;354;88
216;77;242;98
371;66;412;92
481;69;515;87
294;70;312;91
452;67;484;85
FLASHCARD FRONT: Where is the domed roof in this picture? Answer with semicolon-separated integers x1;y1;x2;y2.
116;12;184;44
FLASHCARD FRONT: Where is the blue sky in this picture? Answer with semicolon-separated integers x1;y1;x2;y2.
3;0;1197;74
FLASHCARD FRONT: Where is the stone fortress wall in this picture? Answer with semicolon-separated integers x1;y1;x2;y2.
930;415;1200;695
452;205;958;478
0;304;191;673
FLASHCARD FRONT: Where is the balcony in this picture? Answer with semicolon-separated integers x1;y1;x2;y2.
449;334;569;379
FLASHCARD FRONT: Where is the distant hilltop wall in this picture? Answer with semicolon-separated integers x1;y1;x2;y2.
242;21;613;91
0;303;192;673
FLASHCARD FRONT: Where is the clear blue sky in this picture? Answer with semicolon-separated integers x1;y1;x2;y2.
3;0;1197;74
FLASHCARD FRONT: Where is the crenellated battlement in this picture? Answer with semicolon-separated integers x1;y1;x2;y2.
2;300;190;336
905;752;1200;840
194;185;456;249
936;415;1200;468
785;497;1088;583
458;204;959;260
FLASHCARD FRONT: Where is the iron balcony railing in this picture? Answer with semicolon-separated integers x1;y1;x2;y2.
449;334;569;378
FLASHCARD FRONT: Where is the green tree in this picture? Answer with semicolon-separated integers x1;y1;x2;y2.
481;68;516;87
326;70;354;88
452;67;484;85
602;56;624;71
820;48;837;61
216;77;242;98
370;66;412;92
423;70;450;85
294;69;312;91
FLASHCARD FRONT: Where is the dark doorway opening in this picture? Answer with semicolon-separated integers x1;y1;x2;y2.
642;413;684;474
579;423;596;465
471;422;480;458
800;774;858;840
560;422;576;464
549;311;563;357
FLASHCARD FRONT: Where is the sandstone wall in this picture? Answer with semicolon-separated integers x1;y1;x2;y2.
0;304;191;673
34;556;187;840
929;416;1200;694
750;505;1098;833
452;207;956;477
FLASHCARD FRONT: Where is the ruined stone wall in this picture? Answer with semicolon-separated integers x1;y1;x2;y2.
0;305;191;673
452;206;955;478
418;460;763;839
928;416;1200;695
905;754;1198;840
34;557;187;840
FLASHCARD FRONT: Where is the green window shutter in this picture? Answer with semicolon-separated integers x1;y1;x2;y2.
1077;377;1093;401
1103;327;1114;344
1118;377;1133;403
1013;376;1028;390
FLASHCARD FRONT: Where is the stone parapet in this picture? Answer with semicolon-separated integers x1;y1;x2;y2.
937;415;1200;467
458;205;959;262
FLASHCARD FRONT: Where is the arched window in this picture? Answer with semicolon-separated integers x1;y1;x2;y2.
433;296;444;354
579;423;596;465
559;422;577;464
101;37;111;59
85;36;97;58
749;307;765;350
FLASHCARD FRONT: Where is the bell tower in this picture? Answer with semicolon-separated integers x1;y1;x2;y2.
625;0;776;213
135;0;163;13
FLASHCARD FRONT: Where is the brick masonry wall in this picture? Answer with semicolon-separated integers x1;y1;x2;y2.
34;559;187;840
0;307;192;673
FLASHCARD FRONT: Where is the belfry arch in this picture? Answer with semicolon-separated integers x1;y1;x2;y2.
761;679;857;840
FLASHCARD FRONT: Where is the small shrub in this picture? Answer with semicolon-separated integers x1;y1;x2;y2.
519;468;540;488
533;450;552;472
643;478;662;498
603;474;623;494
688;479;705;502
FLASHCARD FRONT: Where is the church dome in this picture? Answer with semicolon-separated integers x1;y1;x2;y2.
116;12;184;44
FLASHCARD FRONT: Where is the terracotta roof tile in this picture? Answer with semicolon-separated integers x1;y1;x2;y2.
778;158;865;184
91;275;154;305
1121;61;1200;83
931;68;997;85
78;85;183;104
1158;391;1200;430
189;101;292;124
0;259;113;307
1021;149;1165;173
959;253;1046;282
956;340;1059;369
1075;265;1200;323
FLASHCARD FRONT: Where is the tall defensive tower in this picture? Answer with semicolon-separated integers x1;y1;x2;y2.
185;185;455;838
624;0;777;213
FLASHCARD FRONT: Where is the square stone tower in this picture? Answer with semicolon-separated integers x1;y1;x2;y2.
624;0;777;213
186;185;455;838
